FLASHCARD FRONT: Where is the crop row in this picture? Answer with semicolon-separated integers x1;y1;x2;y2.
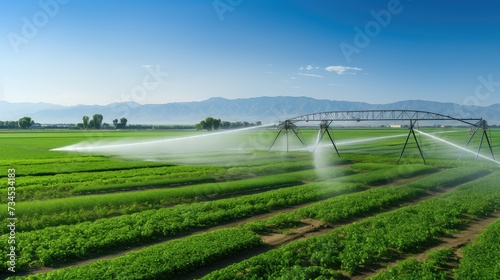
0;180;360;271
1;164;424;234
370;248;456;280
3;159;322;201
6;166;488;277
3;165;225;201
222;153;316;167
0;165;435;271
0;156;169;176
73;159;319;194
6;225;263;279
1;173;308;234
226;160;315;177
247;166;485;232
332;163;433;185
203;171;500;279
139;150;316;167
455;217;500;279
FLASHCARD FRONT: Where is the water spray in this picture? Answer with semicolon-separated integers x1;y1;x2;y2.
416;129;499;164
52;124;275;154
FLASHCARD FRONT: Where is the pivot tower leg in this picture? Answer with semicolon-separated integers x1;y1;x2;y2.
313;121;340;157
459;126;480;160
268;120;308;152
483;130;496;160
398;120;426;164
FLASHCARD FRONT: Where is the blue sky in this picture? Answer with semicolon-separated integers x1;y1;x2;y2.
1;0;499;106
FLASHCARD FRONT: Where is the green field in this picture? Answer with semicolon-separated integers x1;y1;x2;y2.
1;128;499;279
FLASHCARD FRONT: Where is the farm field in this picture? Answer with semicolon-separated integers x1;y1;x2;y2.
1;127;499;279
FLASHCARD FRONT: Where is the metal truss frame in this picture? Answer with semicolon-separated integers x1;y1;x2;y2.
268;110;495;164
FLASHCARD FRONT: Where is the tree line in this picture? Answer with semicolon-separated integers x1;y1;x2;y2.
76;114;127;129
195;117;262;131
0;114;130;130
0;117;36;129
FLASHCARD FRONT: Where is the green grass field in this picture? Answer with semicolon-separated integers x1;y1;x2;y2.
1;127;499;279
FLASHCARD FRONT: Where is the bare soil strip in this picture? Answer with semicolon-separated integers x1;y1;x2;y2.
350;213;500;280
259;185;458;248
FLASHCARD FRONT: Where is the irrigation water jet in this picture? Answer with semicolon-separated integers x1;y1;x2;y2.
312;132;412;178
52;124;275;157
312;130;463;175
416;129;499;164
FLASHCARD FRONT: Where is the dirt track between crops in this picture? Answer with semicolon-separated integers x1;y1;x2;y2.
259;183;458;248
350;213;500;280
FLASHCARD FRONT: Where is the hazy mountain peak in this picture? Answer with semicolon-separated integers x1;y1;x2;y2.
0;97;498;125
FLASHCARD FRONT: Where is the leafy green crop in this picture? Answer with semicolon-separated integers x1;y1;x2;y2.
0;174;305;234
6;227;262;280
370;248;456;280
2;165;225;200
204;171;500;279
456;218;500;280
248;166;477;231
0;180;360;271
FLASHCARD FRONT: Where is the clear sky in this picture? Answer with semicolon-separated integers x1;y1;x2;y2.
1;0;499;106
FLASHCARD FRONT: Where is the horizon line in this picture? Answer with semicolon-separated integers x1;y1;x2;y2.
1;96;498;108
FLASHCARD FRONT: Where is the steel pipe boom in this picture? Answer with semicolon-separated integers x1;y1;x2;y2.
288;110;483;127
269;109;494;163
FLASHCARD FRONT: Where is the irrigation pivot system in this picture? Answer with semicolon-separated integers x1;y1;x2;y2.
268;110;496;164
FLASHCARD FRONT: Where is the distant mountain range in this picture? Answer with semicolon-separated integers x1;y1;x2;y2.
1;96;499;125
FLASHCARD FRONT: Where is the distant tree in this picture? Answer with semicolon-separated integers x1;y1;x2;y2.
0;121;9;129
204;117;214;131
92;114;103;129
76;123;84;129
195;118;260;131
119;117;127;128
18;118;26;129
213;118;221;130
113;117;128;129
221;121;231;129
102;122;110;129
18;117;34;129
89;119;95;129
82;116;89;129
231;122;242;129
195;117;223;131
200;120;207;130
